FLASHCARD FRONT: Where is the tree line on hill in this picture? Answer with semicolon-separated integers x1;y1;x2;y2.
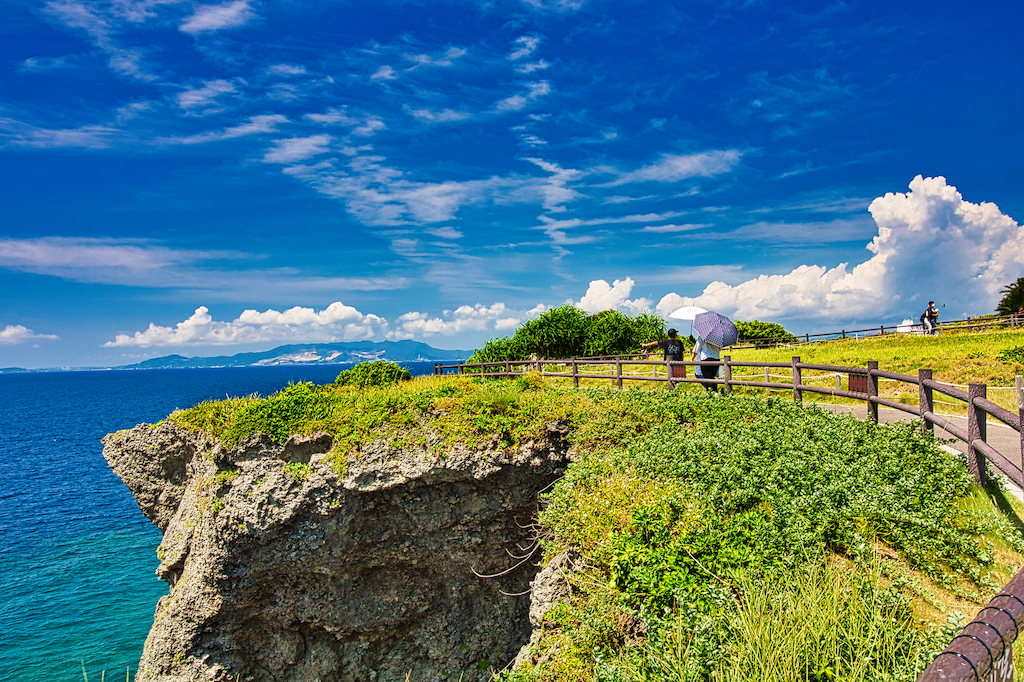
467;304;797;363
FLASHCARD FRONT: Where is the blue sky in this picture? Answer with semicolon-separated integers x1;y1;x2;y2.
1;0;1022;368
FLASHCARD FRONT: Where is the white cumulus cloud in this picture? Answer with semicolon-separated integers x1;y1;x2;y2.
577;278;651;315
105;303;387;347
387;303;517;340
0;325;59;345
656;176;1024;324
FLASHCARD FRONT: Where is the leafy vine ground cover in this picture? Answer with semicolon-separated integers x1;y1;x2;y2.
167;375;1024;681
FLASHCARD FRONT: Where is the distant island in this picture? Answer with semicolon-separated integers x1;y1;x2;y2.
0;340;471;373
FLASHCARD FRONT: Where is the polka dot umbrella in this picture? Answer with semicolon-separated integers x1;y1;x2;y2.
692;311;738;347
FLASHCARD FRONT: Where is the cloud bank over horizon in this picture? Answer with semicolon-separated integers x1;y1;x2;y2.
96;176;1023;353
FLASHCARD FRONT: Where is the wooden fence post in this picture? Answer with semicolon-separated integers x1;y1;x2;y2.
967;382;988;486
536;357;542;374
723;356;732;394
505;360;511;376
616;360;623;389
792;357;802;403
1018;375;1023;468
572;357;579;388
867;361;879;423
919;368;934;432
458;361;464;375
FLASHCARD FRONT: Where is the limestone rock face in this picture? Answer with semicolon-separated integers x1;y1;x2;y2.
103;421;573;682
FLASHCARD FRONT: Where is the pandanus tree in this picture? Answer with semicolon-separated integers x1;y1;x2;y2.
996;277;1024;315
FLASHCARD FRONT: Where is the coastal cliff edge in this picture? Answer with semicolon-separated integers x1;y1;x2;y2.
103;421;575;682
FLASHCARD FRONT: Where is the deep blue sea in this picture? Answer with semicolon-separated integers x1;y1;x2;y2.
0;363;437;682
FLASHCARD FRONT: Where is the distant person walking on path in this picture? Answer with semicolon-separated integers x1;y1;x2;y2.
641;328;686;386
692;334;722;393
921;301;939;335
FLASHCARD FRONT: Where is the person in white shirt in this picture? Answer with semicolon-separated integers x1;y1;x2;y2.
691;335;722;393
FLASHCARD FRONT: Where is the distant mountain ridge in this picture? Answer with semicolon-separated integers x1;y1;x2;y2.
117;340;470;370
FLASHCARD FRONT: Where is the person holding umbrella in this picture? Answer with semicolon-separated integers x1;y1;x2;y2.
691;311;738;394
691;335;722;393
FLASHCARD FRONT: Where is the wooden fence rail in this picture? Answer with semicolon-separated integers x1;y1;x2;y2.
434;354;1024;680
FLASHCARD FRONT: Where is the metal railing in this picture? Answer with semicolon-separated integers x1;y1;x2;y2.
435;355;1024;680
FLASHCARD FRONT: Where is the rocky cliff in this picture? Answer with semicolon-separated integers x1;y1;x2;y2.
103;421;575;682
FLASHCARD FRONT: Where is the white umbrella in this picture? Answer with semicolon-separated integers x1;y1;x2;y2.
668;306;707;339
668;306;708;321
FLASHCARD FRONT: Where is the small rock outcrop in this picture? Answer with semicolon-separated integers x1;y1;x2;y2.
103;421;574;682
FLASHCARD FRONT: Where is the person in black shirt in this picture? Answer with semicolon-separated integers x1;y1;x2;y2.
641;328;685;386
924;301;939;335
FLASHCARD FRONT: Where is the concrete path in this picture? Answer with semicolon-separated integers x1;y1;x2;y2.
811;402;1024;499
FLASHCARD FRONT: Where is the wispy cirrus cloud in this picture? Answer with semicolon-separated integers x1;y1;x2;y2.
170;114;288;144
403;106;474;123
405;46;468;68
0;237;406;301
736;68;855;138
640;223;711;233
536;211;686;244
508;35;541;61
370;65;397;81
18;55;77;72
44;0;155;80
494;80;551;112
606;150;742;186
262;134;333;163
176;79;242;115
0;118;118;149
304;107;385;136
268;64;306;76
179;0;255;34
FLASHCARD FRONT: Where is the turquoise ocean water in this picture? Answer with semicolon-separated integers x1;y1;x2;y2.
0;363;436;681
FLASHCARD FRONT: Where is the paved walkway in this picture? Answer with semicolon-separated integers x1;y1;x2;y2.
811;402;1024;498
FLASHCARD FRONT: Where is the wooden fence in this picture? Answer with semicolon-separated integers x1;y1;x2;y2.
435;355;1024;681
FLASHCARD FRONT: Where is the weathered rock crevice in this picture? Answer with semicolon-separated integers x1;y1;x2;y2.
103;421;575;682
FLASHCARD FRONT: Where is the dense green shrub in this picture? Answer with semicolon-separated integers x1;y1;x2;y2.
996;344;1024;364
734;319;797;345
521;393;1024;681
222;382;336;445
334;360;411;388
469;305;666;362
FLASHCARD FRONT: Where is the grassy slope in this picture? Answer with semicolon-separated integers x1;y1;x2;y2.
167;369;1024;681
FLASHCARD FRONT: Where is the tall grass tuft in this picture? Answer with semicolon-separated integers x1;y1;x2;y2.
724;562;925;682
